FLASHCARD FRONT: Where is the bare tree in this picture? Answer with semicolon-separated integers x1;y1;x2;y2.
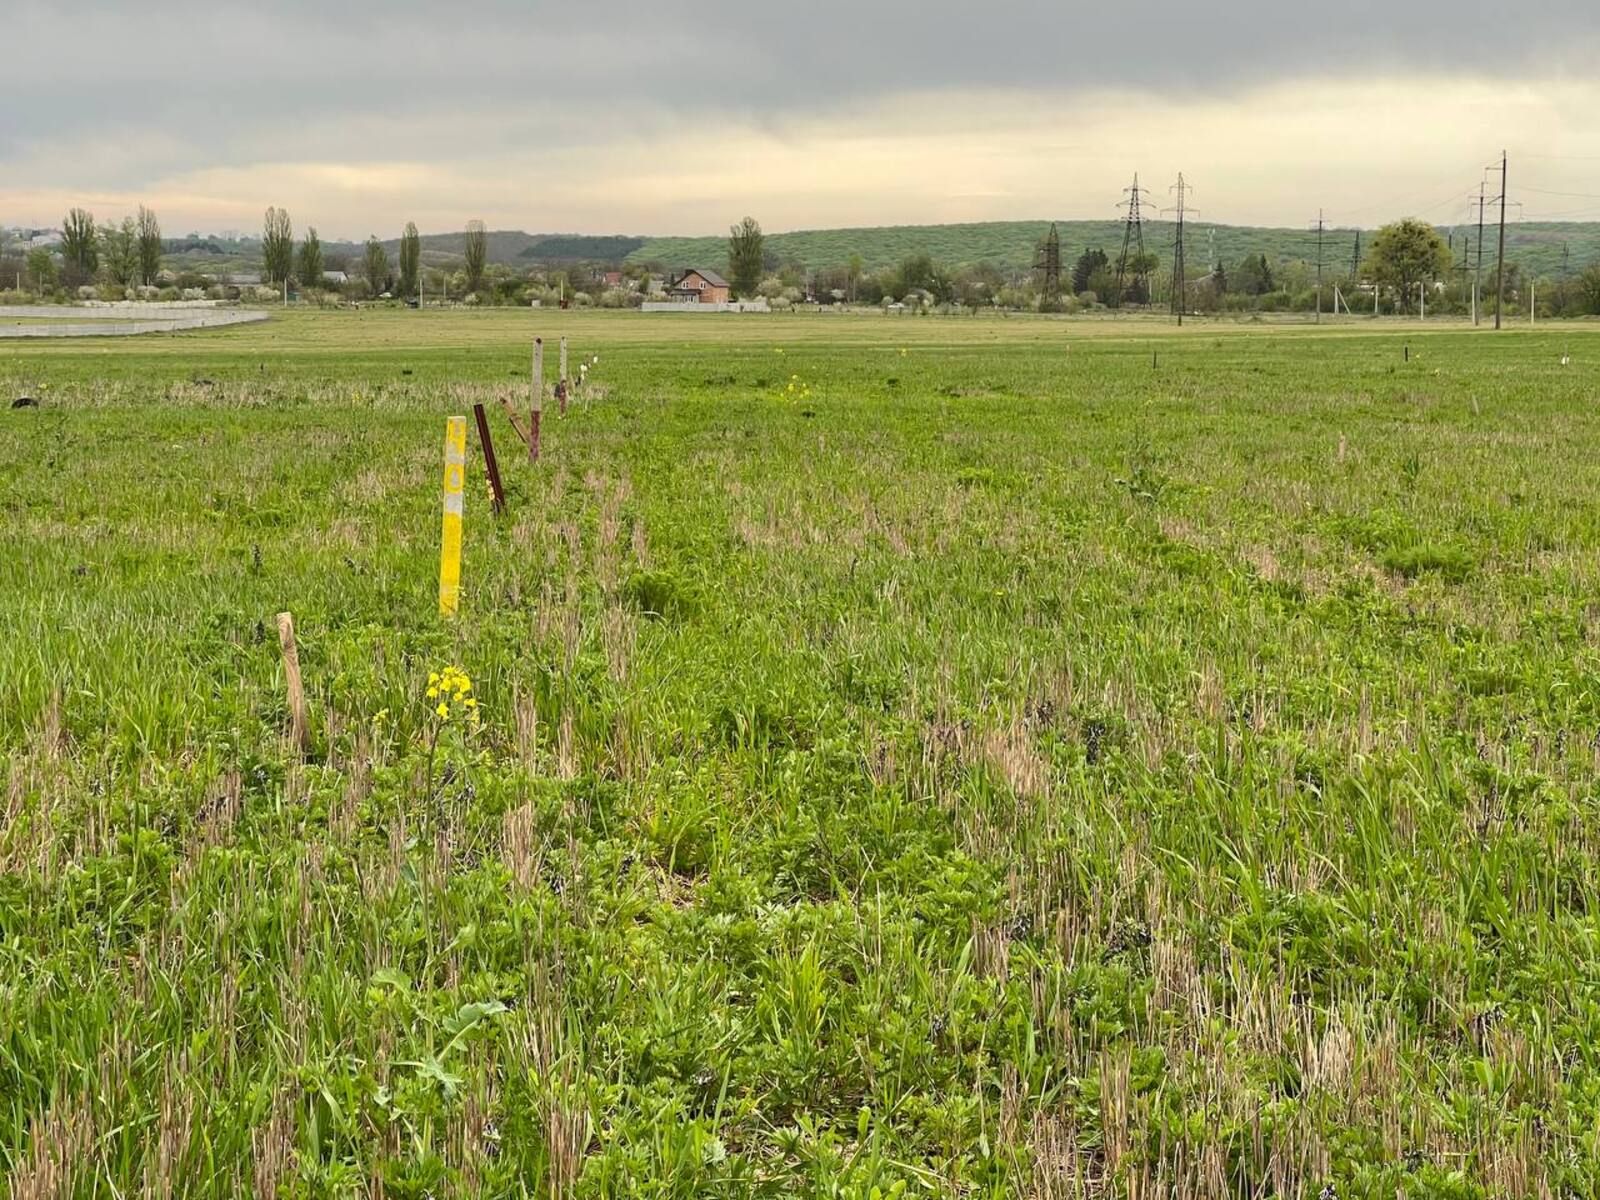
297;226;324;287
61;208;98;282
463;220;487;295
399;222;421;298
262;207;295;285
136;205;163;286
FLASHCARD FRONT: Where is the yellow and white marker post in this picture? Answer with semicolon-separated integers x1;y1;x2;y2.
439;415;467;616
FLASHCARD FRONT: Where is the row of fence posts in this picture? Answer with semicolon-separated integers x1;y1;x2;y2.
441;336;573;616
274;335;578;756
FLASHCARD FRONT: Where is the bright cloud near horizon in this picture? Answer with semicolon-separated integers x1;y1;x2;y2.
4;1;1600;240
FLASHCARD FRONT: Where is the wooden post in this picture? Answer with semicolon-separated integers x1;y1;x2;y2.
276;611;308;754
530;338;543;463
473;403;506;514
559;336;569;415
440;416;467;615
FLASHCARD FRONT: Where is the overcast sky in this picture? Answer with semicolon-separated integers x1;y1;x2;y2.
4;1;1600;239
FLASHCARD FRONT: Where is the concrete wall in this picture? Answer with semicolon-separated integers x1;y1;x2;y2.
0;306;269;338
641;300;770;314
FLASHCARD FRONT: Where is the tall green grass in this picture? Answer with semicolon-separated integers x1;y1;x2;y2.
3;311;1600;1197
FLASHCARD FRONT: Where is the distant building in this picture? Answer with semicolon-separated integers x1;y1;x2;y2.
323;271;349;286
668;268;731;305
602;270;624;287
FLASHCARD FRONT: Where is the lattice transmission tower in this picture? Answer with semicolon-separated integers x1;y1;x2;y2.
1164;174;1196;325
1113;174;1152;307
1034;222;1062;310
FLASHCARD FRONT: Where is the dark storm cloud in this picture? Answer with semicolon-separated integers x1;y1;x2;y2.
3;0;1596;182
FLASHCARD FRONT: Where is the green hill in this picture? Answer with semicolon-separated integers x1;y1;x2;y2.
629;219;1600;279
352;231;645;268
158;219;1600;282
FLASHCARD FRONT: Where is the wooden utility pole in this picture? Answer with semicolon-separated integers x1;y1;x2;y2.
1313;209;1325;324
1493;151;1508;331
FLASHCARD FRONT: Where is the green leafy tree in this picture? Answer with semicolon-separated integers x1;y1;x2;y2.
1085;265;1119;303
27;247;58;291
1363;218;1450;313
399;222;421;297
136;205;162;285
1071;248;1108;295
728;216;764;298
262;207;295;285
1120;251;1159;304
363;236;391;296
101;216;140;287
61;208;98;281
297;227;324;287
1579;263;1600;316
900;252;933;292
847;253;864;303
1233;253;1274;296
463;220;487;295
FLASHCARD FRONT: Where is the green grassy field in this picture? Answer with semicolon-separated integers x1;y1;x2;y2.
4;310;1600;1198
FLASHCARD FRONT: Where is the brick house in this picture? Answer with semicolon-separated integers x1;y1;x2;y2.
669;268;731;304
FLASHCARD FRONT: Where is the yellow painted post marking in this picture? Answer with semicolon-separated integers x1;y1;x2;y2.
439;415;467;616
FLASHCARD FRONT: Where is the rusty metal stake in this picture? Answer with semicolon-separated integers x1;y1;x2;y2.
473;403;506;514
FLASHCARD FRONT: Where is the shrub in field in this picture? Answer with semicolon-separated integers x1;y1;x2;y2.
623;569;692;619
1380;542;1473;581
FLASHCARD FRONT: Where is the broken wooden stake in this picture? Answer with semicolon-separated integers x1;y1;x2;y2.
276;611;309;754
559;337;569;414
530;338;544;463
473;403;506;514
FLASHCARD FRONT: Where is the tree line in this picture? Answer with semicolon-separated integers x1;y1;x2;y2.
7;207;1600;316
714;214;1600;317
0;206;494;301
